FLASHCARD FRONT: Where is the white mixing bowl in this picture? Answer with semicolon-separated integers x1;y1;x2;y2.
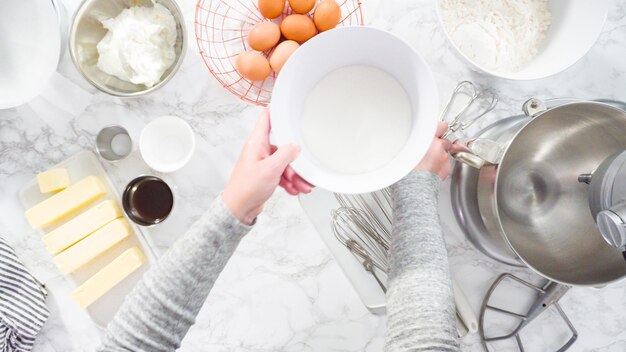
271;27;439;194
437;0;610;80
0;0;63;109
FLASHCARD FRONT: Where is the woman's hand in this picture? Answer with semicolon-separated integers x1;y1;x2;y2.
416;122;452;181
222;108;313;225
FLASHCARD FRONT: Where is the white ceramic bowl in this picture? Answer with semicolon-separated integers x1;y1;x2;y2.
271;27;439;194
140;116;196;173
0;0;62;109
437;0;610;80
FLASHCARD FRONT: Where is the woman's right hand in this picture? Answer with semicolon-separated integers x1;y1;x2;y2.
222;108;312;225
416;122;452;181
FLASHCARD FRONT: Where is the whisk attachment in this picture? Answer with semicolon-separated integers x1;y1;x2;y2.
441;81;498;140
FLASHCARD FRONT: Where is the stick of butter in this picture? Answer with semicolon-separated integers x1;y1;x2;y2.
43;200;122;255
72;247;146;309
53;218;132;274
25;176;106;229
37;168;71;193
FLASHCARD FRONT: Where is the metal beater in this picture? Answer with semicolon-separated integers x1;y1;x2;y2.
479;273;577;352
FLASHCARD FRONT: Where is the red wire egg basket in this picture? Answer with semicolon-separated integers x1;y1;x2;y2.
195;0;364;106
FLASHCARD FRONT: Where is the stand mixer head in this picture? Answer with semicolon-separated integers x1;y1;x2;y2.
581;150;626;250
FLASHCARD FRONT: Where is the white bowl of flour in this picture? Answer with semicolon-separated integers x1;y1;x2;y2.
271;27;439;194
438;0;610;80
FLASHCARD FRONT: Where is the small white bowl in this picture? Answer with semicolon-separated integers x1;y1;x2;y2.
437;0;610;80
271;27;439;194
140;116;195;173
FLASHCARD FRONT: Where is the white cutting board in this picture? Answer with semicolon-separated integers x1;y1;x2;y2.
19;150;158;328
299;189;387;314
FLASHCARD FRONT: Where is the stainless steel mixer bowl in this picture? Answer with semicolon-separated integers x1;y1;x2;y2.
488;102;626;286
69;0;186;97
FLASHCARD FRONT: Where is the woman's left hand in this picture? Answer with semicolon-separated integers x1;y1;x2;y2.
222;108;313;225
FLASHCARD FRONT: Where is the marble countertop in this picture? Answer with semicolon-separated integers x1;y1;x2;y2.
2;0;626;351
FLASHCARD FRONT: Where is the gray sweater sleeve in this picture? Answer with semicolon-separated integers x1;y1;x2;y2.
98;196;252;352
385;170;460;351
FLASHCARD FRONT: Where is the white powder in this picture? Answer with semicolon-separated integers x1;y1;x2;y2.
301;66;412;174
440;0;551;73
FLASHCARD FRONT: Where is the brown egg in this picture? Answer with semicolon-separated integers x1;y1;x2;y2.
269;40;300;73
314;0;341;32
288;0;315;14
258;0;285;19
248;22;281;51
236;51;271;81
280;14;317;43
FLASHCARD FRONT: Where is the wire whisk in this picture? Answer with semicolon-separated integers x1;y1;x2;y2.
331;207;388;271
335;188;392;240
332;190;393;292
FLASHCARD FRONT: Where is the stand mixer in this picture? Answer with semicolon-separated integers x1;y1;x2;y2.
449;95;626;351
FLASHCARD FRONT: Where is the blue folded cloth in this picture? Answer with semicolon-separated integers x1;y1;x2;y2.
0;237;49;352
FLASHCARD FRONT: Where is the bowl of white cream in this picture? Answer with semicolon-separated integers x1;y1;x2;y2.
271;26;439;194
70;0;186;96
437;0;610;80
